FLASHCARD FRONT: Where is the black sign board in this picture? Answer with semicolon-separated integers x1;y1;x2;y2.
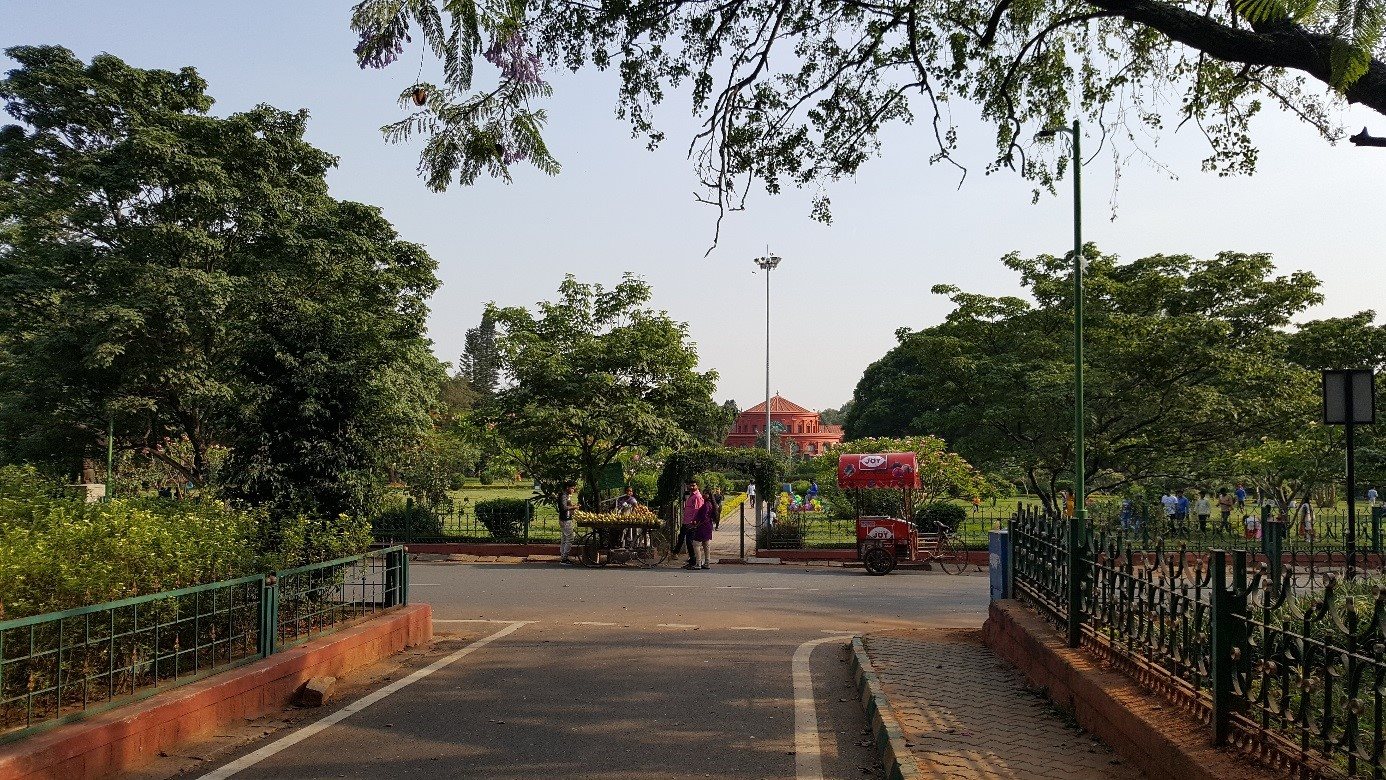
1323;369;1375;425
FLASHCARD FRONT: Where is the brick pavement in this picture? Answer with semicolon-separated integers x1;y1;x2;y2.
863;628;1145;779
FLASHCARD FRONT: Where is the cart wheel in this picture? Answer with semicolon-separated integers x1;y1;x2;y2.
863;546;896;575
631;528;671;567
579;531;607;567
939;537;969;574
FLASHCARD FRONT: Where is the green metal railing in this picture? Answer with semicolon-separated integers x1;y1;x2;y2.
0;546;408;742
1010;507;1386;777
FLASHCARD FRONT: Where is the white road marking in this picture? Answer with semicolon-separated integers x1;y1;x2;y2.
195;621;533;780
432;618;528;623
793;634;856;780
573;621;619;626
729;626;780;631
819;629;861;634
656;623;699;628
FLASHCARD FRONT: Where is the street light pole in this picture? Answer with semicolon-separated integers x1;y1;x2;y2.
754;251;782;458
1039;119;1084;647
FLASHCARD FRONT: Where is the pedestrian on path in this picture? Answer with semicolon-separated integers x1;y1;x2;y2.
710;487;725;530
693;495;716;569
1195;491;1211;532
1370;486;1379;507
680;481;704;569
558;483;577;565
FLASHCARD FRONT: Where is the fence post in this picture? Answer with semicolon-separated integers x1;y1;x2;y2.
402;547;410;606
1210;548;1249;746
385;548;400;608
259;573;279;658
740;501;746;560
1263;519;1284;588
523;499;532;546
1373;506;1384;554
1066;514;1084;648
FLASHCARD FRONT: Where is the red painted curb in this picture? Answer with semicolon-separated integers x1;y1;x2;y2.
399;543;560;557
0;604;433;780
755;549;991;565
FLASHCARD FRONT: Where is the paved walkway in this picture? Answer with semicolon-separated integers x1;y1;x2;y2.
863;629;1145;779
709;494;757;560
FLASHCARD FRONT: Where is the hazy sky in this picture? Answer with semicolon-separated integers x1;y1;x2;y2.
5;2;1385;412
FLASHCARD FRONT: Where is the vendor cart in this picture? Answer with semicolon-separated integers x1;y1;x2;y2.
575;509;671;567
838;453;969;575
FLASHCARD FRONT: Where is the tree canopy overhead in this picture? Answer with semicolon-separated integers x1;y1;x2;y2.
351;0;1386;228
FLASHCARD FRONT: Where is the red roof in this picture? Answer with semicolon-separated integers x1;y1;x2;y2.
742;394;814;415
821;424;844;437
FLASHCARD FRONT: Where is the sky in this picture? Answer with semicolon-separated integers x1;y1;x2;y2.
4;1;1385;412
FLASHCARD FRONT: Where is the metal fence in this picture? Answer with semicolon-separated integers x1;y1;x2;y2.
1010;506;1386;778
371;500;567;544
753;510;1009;551
0;546;408;742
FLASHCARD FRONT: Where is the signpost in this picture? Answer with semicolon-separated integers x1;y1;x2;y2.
1323;369;1376;580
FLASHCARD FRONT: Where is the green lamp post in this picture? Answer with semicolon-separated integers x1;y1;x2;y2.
1037;119;1085;648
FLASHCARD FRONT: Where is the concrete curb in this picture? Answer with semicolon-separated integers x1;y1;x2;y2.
850;636;922;780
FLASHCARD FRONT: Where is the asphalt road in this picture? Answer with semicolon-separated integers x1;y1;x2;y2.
168;562;989;780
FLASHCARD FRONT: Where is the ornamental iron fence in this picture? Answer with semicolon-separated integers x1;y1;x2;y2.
1009;505;1386;778
0;546;408;743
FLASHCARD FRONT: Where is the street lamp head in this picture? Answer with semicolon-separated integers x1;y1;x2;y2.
754;254;782;271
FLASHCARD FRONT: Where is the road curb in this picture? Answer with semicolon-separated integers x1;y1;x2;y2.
851;635;922;780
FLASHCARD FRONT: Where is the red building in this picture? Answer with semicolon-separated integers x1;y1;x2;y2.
724;395;844;456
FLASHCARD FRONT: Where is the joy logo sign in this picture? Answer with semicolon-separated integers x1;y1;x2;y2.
859;454;887;469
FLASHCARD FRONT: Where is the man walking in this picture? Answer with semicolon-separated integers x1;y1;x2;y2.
1235;483;1248;512
558;482;577;565
1369;486;1379;507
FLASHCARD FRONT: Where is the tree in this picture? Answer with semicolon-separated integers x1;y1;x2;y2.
478;274;722;508
460;311;503;397
349;0;1386;230
0;46;442;518
844;247;1323;511
818;403;854;427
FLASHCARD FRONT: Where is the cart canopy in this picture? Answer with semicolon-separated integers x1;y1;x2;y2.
836;453;920;489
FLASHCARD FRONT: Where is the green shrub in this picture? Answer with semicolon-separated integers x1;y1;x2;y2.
370;502;444;539
693;470;732;495
791;480;811;495
827;489;910;519
0;465;372;619
474;497;529;539
628;472;658;502
915;502;967;531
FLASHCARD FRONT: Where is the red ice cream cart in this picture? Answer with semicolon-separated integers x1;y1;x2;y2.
837;453;968;575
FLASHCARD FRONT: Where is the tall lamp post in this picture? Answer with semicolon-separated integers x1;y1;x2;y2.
754;251;782;457
1037;119;1085;648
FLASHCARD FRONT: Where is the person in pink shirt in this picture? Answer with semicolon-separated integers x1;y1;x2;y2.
681;480;704;570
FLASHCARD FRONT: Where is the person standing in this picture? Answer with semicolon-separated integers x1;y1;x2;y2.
616;485;640;514
1235;483;1248;512
558;483;578;565
681;480;704;569
1369;486;1379;507
1195;491;1212;533
694;495;716;569
1161;491;1178;531
710;487;725;530
1174;490;1190;535
1216;489;1235;533
971;495;982;513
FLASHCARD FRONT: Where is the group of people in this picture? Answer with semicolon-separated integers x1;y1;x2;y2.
675;480;723;569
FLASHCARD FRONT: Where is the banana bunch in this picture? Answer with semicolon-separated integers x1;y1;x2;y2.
573;506;662;528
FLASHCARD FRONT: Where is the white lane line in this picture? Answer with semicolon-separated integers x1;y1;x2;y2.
729;626;780;631
819;629;860;634
196;621;533;780
793;634;856;780
656;623;699;628
432;618;528;623
573;621;619;626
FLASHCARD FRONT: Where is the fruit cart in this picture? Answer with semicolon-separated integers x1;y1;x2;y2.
573;507;671;567
839;453;969;575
